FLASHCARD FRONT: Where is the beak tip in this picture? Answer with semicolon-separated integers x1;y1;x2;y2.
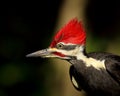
26;52;39;57
26;54;33;57
26;48;50;58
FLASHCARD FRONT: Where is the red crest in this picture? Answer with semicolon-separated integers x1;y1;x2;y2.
50;18;86;48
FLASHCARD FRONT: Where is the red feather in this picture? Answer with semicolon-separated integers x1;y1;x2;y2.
50;18;86;48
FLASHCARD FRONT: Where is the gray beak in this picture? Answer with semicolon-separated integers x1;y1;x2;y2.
26;48;51;58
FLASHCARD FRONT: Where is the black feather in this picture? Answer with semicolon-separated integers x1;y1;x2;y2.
69;52;120;96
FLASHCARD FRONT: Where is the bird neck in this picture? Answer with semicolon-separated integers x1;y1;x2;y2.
75;45;88;60
72;46;106;70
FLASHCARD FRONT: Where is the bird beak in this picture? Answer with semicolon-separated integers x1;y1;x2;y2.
26;48;57;58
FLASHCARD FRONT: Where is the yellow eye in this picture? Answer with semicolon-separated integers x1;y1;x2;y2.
56;43;64;49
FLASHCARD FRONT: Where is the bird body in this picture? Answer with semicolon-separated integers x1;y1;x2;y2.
69;52;120;96
27;18;120;96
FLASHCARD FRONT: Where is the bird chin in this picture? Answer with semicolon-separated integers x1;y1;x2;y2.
56;56;71;60
44;54;71;60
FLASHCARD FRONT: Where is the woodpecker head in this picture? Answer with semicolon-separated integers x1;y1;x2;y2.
26;18;86;60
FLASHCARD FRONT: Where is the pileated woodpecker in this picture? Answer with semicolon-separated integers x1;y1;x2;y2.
27;18;120;96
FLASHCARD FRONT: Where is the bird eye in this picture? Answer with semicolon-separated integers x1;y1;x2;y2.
56;43;64;49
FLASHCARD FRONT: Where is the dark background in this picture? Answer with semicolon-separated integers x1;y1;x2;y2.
0;0;120;96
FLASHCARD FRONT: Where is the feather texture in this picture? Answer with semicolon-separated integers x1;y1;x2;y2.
50;18;86;48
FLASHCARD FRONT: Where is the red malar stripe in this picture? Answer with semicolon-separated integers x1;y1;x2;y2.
53;52;65;57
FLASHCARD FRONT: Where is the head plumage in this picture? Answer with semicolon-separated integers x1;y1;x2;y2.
50;18;86;48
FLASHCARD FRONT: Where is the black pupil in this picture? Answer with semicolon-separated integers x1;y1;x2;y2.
57;43;63;49
58;44;62;48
